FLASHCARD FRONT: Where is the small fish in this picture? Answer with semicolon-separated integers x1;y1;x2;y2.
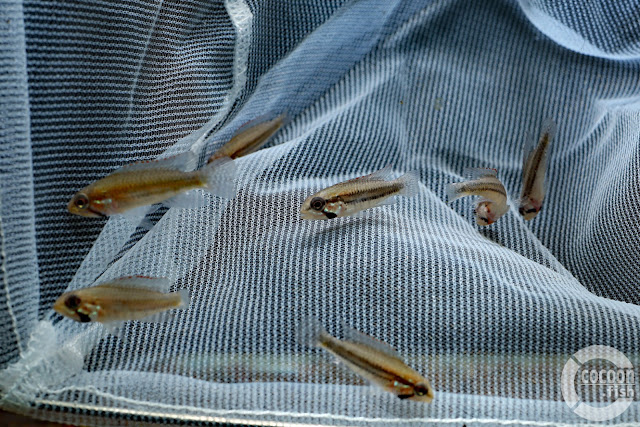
208;113;287;163
474;199;510;226
446;168;510;226
520;118;555;220
299;318;435;402
68;152;236;218
53;276;189;324
300;166;419;220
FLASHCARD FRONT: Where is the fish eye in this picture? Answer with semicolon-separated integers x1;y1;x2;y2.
310;197;325;211
74;194;89;210
64;294;81;310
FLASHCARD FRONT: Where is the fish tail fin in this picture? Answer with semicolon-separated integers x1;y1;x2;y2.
175;289;191;310
398;171;420;197
201;156;237;199
446;182;463;203
297;316;328;348
540;117;557;144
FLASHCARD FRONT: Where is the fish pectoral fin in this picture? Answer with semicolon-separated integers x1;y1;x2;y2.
163;190;209;209
114;151;198;174
120;205;153;222
340;321;402;359
396;393;414;400
377;196;398;207
103;321;125;337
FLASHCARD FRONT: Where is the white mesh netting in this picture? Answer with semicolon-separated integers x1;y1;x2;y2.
1;0;640;425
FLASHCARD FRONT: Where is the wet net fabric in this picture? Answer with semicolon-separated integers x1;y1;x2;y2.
1;0;640;425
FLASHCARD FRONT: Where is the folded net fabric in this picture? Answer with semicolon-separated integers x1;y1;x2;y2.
1;0;639;425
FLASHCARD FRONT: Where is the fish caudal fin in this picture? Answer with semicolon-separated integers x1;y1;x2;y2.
540;117;557;143
201;157;237;199
398;171;420;197
176;289;191;310
445;182;463;203
297;316;329;348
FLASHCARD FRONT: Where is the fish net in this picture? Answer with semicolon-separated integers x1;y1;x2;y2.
1;0;640;425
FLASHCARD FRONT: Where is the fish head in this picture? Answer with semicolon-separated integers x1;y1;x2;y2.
519;197;541;220
68;188;111;217
409;381;435;403
474;200;509;226
300;194;342;220
394;381;435;402
53;292;100;323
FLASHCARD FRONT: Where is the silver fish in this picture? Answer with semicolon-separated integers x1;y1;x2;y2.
447;168;510;226
300;166;419;220
299;318;435;402
520;118;555;220
53;276;189;324
68;152;236;218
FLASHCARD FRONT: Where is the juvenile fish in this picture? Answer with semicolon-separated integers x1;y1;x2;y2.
53;276;189;324
68;152;236;218
300;166;419;220
520;118;555;220
446;168;509;226
208;113;287;163
299;318;435;402
474;199;510;226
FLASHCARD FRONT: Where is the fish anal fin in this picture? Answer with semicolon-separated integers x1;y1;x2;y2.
163;190;208;209
341;322;401;359
377;196;398;207
114;151;198;174
138;312;173;324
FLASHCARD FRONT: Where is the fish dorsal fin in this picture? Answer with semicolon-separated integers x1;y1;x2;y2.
341;322;401;359
365;164;395;181
97;276;172;293
345;165;394;185
463;167;497;180
113;151;198;174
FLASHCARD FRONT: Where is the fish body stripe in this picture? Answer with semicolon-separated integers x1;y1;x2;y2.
457;181;506;198
320;334;416;387
522;136;550;196
92;169;204;208
339;182;402;204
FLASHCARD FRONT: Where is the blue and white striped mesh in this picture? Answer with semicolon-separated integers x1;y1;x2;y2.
1;0;639;425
